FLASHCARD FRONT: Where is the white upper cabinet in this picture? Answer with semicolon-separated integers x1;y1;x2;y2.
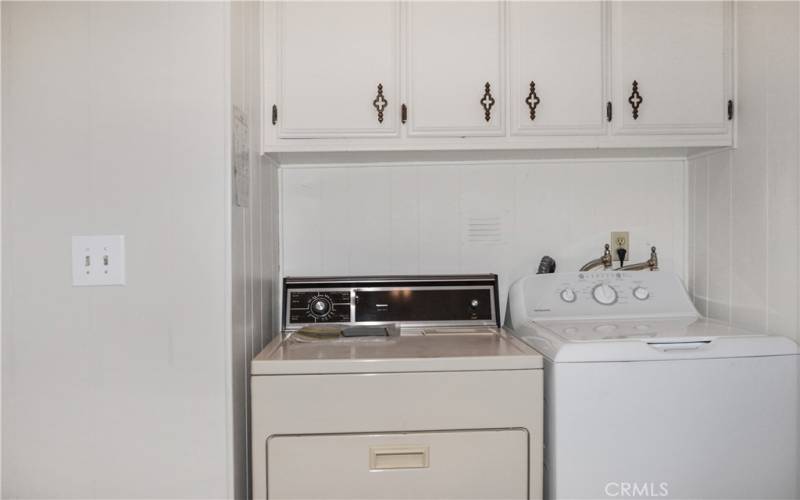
405;1;504;137
273;1;400;138
611;1;732;136
509;2;606;136
263;0;734;152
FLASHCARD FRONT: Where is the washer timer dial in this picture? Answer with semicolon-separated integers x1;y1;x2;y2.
560;288;577;303
592;284;618;305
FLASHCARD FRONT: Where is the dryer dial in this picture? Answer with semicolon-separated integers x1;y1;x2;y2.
308;295;334;319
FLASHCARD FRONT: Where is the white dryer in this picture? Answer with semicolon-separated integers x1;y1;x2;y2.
505;271;799;500
252;275;544;500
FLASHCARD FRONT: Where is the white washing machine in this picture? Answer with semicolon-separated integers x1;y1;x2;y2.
251;275;544;500
505;271;799;500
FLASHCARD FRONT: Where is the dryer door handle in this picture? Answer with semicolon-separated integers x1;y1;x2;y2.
369;446;429;470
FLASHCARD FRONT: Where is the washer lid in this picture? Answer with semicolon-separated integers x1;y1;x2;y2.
251;328;543;375
513;317;799;362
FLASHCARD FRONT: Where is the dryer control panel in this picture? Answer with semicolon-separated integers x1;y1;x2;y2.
283;275;500;330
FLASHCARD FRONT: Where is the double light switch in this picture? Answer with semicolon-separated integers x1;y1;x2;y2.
71;235;126;286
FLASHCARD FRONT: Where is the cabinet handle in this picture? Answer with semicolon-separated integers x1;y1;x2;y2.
480;82;496;122
271;104;278;125
727;99;734;120
525;81;541;121
606;101;613;122
401;104;407;124
628;80;643;120
373;83;388;124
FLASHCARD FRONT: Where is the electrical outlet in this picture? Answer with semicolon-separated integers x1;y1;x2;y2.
72;235;126;286
611;231;629;262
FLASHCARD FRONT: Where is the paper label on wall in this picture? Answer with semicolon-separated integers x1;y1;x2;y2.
233;106;250;208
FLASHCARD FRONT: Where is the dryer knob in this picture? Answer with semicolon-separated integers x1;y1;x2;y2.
310;297;332;317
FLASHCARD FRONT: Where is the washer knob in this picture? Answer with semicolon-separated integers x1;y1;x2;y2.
633;287;650;301
560;288;577;303
592;284;618;305
594;324;617;333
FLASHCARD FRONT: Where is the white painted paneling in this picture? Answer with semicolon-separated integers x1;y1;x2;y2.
687;158;697;296
230;3;279;500
459;165;515;279
691;156;709;316
418;165;462;274
0;3;3;490
348;168;393;275
388;168;420;273
689;1;800;342
231;150;279;500
282;159;686;314
707;151;732;323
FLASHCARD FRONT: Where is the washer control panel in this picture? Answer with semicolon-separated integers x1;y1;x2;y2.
517;271;698;320
283;275;500;330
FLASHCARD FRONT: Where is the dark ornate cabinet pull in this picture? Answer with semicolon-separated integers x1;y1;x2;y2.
373;84;388;123
272;104;278;125
401;104;407;124
480;82;496;122
606;102;613;122
525;81;541;121
628;80;643;119
727;99;734;120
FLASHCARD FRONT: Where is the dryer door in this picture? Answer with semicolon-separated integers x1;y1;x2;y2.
266;429;529;499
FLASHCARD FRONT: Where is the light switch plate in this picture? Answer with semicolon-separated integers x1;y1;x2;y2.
72;235;126;286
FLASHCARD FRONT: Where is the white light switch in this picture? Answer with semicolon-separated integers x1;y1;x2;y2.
72;235;126;286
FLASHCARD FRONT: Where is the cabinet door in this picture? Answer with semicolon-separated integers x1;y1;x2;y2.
275;2;400;138
509;2;606;136
267;429;528;499
611;1;732;136
406;1;504;137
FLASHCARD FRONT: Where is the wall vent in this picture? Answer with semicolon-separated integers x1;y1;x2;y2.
463;214;506;244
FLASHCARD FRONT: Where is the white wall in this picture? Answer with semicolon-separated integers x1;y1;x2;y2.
2;3;233;497
230;3;280;500
688;1;800;342
0;3;4;491
281;158;686;314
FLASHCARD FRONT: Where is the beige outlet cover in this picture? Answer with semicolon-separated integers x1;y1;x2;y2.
611;231;629;261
